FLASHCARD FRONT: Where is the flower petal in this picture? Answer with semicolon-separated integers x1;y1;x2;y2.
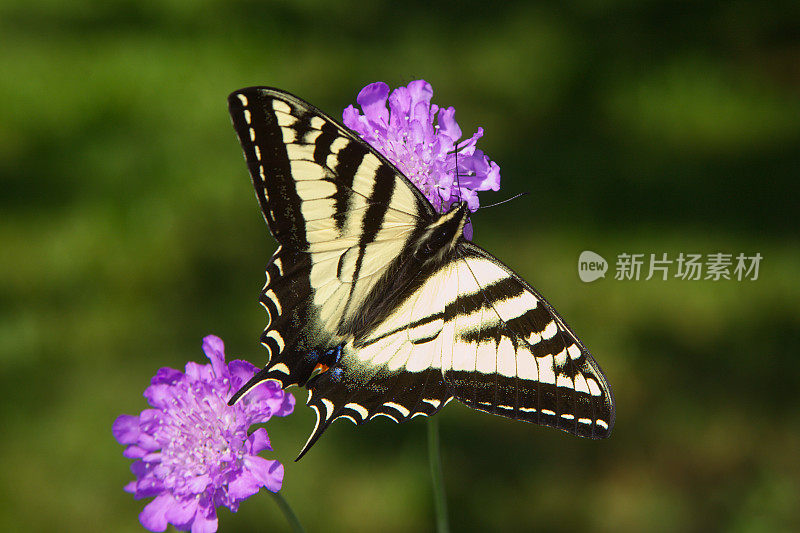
227;470;262;501
407;80;433;120
202;335;228;379
143;383;174;409
184;361;214;383
139;493;173;532
356;82;390;126
186;474;212;493
227;359;257;389
437;106;462;142
112;414;140;445
243;456;284;492
190;505;218;533
164;496;198;530
151;367;183;386
246;427;272;454
122;444;148;459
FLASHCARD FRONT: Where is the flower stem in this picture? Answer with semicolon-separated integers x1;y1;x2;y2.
427;417;450;533
269;489;305;533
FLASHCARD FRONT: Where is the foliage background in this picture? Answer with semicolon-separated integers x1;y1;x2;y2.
2;1;799;531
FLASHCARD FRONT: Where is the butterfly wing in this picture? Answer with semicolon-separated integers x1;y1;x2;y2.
227;87;447;404
297;240;615;458
299;258;456;458
441;242;615;438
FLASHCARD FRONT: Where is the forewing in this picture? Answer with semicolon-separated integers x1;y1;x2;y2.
228;87;437;393
442;242;615;438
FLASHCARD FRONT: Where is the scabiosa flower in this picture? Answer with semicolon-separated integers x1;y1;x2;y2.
113;335;295;533
343;79;501;239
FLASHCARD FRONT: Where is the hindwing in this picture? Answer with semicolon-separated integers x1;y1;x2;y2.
442;243;614;438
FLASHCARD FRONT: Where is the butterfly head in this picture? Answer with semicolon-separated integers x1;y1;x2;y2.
415;202;468;262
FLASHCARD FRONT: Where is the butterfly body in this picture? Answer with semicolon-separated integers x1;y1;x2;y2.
228;87;615;459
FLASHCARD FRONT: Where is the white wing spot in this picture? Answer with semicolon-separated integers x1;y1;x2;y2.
344;402;368;419
587;378;602;397
264;289;282;314
493;291;539;322
272;100;291;114
422;398;441;408
527;331;542;346
329;137;349;154
554;347;568;367
541;321;558;340
596;420;609;430
249;127;256;142
281;127;297;142
578;417;592;425
560;413;575;420
286;143;316;161
574;373;590;394
475;341;496;374
243;109;251;124
519;406;537;413
320;398;334;421
291;160;327;181
266;329;285;352
517;350;538;380
497;337;517;378
537;354;556;385
236;94;248;106
309;116;325;129
271;363;290;375
541;409;556;416
383;402;410;417
556;374;574;389
254;145;261;161
567;343;582;360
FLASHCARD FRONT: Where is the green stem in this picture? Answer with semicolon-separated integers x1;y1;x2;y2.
427;417;450;533
269;489;305;533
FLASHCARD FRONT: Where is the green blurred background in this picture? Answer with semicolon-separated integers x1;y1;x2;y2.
2;1;799;531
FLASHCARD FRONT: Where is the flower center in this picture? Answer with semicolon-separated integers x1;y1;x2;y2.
157;381;247;495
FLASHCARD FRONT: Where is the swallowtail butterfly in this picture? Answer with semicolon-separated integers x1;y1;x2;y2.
228;87;615;459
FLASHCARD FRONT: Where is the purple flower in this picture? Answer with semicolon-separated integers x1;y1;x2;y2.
113;336;295;533
343;80;501;239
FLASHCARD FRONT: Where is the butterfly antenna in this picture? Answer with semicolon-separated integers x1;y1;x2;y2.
479;192;529;210
454;140;462;205
454;136;471;228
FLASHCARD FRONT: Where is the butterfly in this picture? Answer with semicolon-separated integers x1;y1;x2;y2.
227;87;615;459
